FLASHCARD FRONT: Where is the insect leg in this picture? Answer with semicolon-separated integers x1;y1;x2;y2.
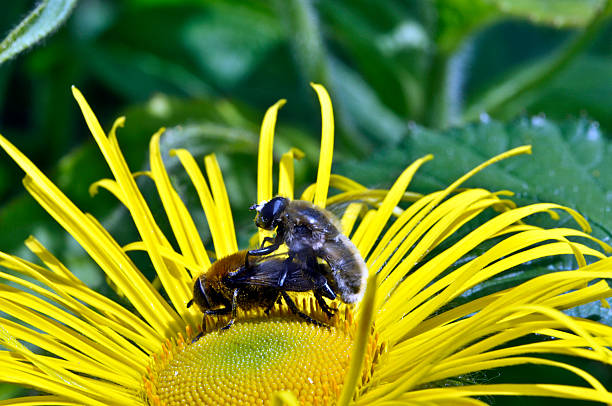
247;241;282;257
245;225;286;266
259;236;276;249
318;283;336;300
280;291;326;328
314;291;336;319
221;289;239;330
245;238;282;267
192;318;205;343
308;262;336;300
277;251;297;288
204;307;231;315
264;292;280;315
244;237;276;267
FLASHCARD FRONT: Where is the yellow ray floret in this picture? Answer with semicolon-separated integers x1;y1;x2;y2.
0;85;611;406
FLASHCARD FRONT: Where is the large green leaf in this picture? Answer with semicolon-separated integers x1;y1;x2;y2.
490;0;606;27
434;0;606;55
338;118;612;240
434;0;498;54
463;6;611;126
516;56;612;132
0;0;78;64
339;117;612;322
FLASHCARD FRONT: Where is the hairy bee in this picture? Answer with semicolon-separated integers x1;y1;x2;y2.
187;250;337;332
248;196;367;303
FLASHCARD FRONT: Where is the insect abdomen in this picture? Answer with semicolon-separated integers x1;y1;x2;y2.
321;235;367;304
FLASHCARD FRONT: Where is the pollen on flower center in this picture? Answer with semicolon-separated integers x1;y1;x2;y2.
143;298;384;405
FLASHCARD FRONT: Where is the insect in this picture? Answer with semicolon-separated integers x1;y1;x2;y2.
247;196;367;304
187;250;337;332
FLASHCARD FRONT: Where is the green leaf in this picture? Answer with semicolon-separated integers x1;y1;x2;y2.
435;0;607;56
84;45;213;100
462;1;610;124
338;118;612;240
330;58;407;144
321;1;415;115
0;0;78;64
339;118;612;312
434;0;499;54
181;3;282;88
514;56;612;132
0;383;26;400
490;0;606;27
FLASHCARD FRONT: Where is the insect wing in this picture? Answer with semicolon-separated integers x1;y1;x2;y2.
228;259;315;292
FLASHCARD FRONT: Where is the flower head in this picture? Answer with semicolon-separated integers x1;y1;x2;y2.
0;84;611;405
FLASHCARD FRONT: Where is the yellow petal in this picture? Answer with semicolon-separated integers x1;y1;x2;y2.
0;325;136;405
398;384;612;403
172;149;232;258
149;130;211;274
357;155;433;259
0;131;178;336
257;99;287;203
337;271;378;406
340;202;365;237
204;154;238;253
0;395;85;405
278;148;304;199
271;391;299;406
311;83;334;208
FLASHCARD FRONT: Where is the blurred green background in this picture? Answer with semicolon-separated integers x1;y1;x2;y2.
0;0;611;403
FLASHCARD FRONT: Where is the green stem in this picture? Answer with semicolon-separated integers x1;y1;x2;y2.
463;1;612;122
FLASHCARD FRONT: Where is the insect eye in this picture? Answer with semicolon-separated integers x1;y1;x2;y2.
194;277;211;308
262;197;287;220
254;197;288;229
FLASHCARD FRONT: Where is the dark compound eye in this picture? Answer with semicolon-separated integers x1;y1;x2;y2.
260;197;287;225
194;277;211;308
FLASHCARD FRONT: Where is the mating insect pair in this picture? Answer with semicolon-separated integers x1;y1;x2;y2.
187;250;337;330
188;197;367;331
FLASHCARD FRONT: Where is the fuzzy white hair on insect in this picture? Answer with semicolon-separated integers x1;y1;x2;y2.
254;200;267;212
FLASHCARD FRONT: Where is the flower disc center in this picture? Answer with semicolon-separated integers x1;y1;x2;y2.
146;317;354;405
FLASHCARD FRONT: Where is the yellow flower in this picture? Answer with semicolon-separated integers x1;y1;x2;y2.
0;83;612;406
